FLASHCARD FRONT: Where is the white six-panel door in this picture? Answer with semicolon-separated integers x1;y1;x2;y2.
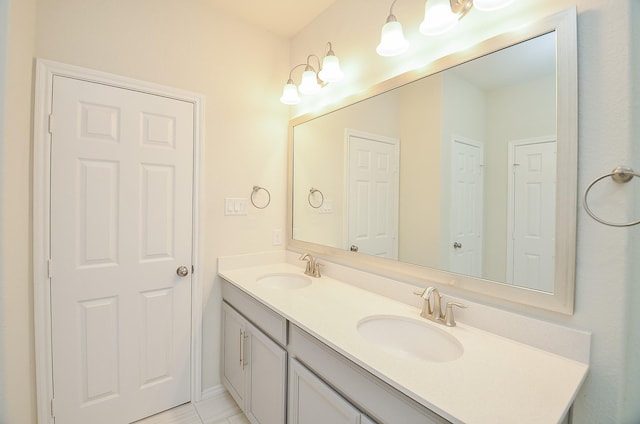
49;75;194;423
508;139;556;292
346;130;399;259
450;137;484;277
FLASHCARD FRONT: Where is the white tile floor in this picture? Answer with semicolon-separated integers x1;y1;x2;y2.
134;390;249;424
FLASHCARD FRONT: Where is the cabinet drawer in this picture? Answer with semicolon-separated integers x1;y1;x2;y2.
289;325;450;424
222;279;287;346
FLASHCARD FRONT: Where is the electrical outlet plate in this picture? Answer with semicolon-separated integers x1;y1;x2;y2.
272;229;282;246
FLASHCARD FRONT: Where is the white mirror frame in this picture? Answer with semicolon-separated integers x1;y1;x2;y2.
287;7;577;314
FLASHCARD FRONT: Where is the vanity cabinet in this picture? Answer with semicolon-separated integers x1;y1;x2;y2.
222;280;448;424
289;358;373;424
222;302;287;424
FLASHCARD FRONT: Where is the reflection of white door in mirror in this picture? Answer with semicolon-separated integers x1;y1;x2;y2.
507;138;556;292
450;137;484;277
346;130;399;259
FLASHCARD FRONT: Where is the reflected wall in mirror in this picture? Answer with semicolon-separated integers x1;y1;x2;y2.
289;8;577;314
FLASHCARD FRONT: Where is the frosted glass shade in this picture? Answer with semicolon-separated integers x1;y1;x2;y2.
318;55;343;83
376;21;409;57
299;70;321;95
473;0;514;11
280;82;300;105
419;0;458;36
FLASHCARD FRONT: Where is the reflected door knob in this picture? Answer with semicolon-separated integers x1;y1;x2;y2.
453;242;462;249
350;245;359;252
176;266;189;277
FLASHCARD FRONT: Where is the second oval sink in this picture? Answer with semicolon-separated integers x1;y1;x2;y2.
357;315;463;362
257;273;312;289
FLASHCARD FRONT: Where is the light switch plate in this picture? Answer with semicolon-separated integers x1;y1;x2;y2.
225;198;248;216
319;200;333;214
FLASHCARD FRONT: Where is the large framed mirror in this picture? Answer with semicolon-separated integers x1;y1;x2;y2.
287;8;577;314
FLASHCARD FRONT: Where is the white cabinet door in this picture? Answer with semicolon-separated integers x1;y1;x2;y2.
223;302;287;424
289;359;361;424
222;304;247;408
246;321;287;424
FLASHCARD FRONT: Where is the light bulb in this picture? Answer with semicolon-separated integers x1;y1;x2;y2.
419;0;458;36
280;81;300;105
318;54;343;83
376;18;409;57
473;0;514;11
299;69;321;95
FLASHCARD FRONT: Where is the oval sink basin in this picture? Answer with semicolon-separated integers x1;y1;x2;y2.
257;273;312;289
357;315;463;362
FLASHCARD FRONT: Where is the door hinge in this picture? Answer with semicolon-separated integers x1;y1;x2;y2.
191;265;195;274
47;259;53;279
50;398;55;418
48;114;54;135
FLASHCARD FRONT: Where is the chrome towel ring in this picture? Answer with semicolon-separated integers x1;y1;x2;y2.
251;185;271;209
582;166;640;227
308;187;324;209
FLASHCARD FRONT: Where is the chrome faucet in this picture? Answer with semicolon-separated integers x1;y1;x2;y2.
414;287;467;327
299;253;322;278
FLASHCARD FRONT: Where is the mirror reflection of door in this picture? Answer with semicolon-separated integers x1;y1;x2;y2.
507;138;556;292
450;136;484;277
346;129;399;259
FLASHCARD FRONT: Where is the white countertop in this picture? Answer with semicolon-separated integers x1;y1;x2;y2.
218;259;589;424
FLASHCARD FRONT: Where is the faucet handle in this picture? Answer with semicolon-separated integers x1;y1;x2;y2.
443;302;467;327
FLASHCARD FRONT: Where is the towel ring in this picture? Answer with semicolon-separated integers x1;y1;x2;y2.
582;166;640;227
308;187;324;209
251;185;271;209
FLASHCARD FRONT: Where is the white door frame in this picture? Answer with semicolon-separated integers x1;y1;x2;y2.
343;128;399;259
32;59;205;424
506;135;555;284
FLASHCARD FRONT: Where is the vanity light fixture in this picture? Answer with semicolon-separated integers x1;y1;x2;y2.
280;42;343;105
376;0;410;57
378;0;514;56
419;0;471;36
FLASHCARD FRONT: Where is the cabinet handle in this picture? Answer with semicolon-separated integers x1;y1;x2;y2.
239;329;244;366
241;331;249;369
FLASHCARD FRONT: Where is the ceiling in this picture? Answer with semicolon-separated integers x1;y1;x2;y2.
209;0;339;38
450;32;556;91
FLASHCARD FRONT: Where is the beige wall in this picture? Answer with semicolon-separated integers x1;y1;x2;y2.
1;0;290;421
1;0;38;422
398;75;442;268
291;0;638;422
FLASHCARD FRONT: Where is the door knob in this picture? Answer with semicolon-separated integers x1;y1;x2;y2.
350;245;359;252
453;242;462;249
176;266;189;277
